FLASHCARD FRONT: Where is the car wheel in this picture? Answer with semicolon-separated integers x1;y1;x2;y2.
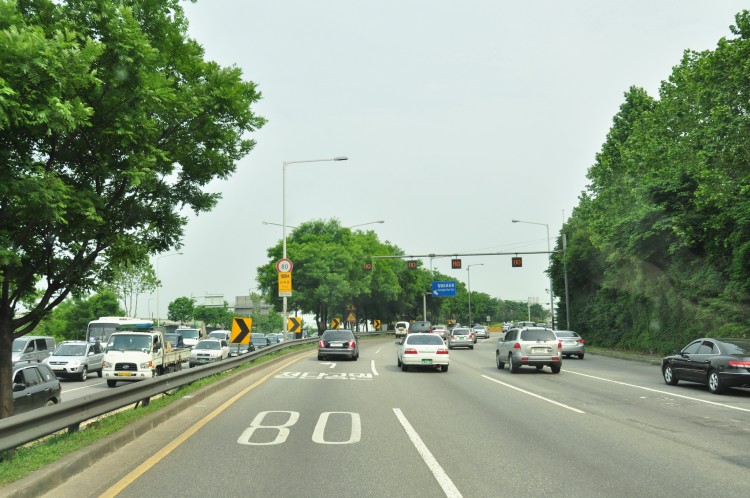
551;364;561;374
663;364;678;385
563;354;570;359
707;370;725;394
45;399;56;407
509;354;520;373
79;366;88;382
469;346;474;350
98;368;104;377
578;353;584;360
317;353;323;360
401;363;408;372
496;353;505;370
442;364;449;372
536;365;543;370
397;357;402;367
107;380;117;387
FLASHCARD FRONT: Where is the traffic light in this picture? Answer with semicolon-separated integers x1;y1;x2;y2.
407;260;418;270
363;262;373;271
511;257;523;267
451;258;462;269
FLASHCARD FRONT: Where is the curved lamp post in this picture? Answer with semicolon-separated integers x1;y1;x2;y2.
467;263;484;327
512;219;554;328
282;157;348;336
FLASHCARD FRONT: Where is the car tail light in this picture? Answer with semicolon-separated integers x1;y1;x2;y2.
436;349;449;354
404;348;418;355
577;339;585;344
558;341;562;349
513;343;521;349
470;333;475;339
318;340;325;348
729;360;750;367
347;340;356;349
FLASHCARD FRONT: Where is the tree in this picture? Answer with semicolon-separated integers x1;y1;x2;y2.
0;0;265;418
193;303;233;329
109;256;158;317
38;290;123;341
168;297;195;323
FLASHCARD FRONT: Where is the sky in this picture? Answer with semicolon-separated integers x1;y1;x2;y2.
141;0;749;324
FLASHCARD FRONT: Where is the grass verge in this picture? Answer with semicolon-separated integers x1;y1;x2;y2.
0;342;316;486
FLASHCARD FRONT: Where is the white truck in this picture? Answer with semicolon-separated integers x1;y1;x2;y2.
102;330;190;387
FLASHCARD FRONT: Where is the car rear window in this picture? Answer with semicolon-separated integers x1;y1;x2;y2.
408;322;431;333
520;329;556;341
407;335;443;345
322;331;353;341
452;328;471;335
555;331;579;338
719;339;750;355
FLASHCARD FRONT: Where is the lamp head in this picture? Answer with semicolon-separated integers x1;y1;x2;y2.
334;156;348;161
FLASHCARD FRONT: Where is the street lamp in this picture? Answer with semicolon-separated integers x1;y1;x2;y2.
263;221;298;229
156;252;183;326
467;263;484;327
282;156;348;336
512;219;554;328
347;220;385;229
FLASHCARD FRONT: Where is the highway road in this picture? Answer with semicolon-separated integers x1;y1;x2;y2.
45;334;750;497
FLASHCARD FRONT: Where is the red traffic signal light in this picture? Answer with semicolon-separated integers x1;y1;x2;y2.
511;257;523;267
451;258;462;269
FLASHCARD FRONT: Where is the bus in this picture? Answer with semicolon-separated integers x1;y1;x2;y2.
86;317;154;346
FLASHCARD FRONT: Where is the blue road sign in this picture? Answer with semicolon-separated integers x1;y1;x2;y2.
432;280;456;297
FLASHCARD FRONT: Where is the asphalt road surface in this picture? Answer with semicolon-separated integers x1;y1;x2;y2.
44;334;750;497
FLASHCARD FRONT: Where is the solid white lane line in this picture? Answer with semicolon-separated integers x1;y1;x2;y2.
481;375;585;414
566;370;750;413
393;408;462;498
375;347;382;354
371;360;379;376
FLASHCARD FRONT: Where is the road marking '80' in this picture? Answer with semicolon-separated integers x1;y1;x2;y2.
237;411;362;445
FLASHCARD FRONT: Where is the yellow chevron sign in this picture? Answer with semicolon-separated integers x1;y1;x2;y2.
231;317;253;344
330;318;341;329
288;317;302;333
373;319;381;330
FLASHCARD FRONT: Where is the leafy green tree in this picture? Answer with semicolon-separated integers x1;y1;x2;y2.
168;297;195;323
194;303;233;329
0;0;264;417
38;290;123;341
109;255;158;317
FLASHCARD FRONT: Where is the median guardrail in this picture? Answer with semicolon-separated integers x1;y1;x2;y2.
0;336;318;454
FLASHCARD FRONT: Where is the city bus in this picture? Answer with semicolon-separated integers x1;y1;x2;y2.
86;317;154;346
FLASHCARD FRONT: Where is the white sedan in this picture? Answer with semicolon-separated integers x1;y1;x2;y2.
189;339;229;367
396;334;449;372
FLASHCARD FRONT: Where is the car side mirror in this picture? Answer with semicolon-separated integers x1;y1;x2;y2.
13;383;26;392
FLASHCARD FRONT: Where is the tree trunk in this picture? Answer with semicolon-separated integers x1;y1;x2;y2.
0;309;15;419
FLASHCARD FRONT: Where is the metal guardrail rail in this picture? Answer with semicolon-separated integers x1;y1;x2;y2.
0;337;319;454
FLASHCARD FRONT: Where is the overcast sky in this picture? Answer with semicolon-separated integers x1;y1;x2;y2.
142;1;748;324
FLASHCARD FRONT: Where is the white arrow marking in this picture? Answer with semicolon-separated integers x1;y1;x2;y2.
321;362;336;369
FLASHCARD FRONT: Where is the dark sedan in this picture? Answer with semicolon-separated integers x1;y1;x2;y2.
318;329;359;361
662;338;750;394
12;363;62;416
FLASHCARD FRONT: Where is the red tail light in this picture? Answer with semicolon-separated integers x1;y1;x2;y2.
318;340;325;348
729;360;750;367
577;339;585;344
436;349;449;354
348;340;356;349
404;348;418;355
513;343;521;349
558;341;562;349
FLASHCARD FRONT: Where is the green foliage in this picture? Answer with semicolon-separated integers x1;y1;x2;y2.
551;10;750;354
193;303;234;329
37;291;124;341
167;297;195;323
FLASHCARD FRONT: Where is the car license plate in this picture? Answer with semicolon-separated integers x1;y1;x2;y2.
116;372;134;376
532;347;549;353
565;340;575;345
330;342;343;347
422;359;432;365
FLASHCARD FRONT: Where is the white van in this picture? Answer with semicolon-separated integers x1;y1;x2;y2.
12;336;57;365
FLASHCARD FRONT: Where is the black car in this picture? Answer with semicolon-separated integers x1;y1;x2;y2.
12;363;62;416
662;338;750;394
318;329;359;360
251;335;271;349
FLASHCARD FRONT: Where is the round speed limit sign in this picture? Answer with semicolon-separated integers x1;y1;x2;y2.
276;258;293;273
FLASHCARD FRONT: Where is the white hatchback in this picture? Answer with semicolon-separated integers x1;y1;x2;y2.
396;333;449;372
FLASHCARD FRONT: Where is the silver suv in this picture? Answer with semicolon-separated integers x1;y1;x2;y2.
44;340;105;381
495;327;561;374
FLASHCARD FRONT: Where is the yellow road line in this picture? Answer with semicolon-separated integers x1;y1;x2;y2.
99;353;310;497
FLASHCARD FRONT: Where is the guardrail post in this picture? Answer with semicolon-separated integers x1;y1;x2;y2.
67;423;80;434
